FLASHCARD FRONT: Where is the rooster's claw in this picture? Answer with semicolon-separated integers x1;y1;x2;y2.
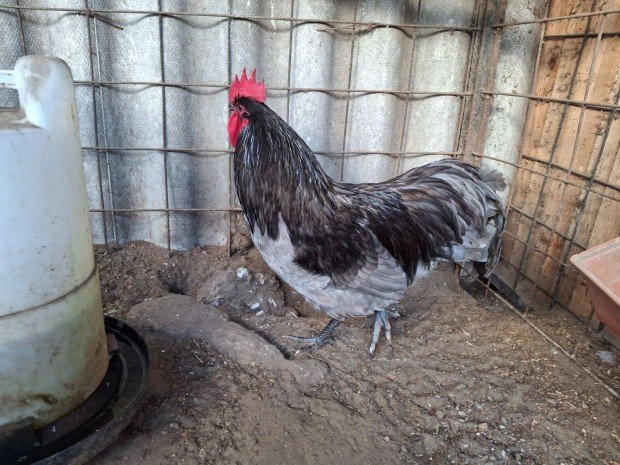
284;318;342;354
369;310;400;354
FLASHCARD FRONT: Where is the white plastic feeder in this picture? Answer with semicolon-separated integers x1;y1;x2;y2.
0;56;109;429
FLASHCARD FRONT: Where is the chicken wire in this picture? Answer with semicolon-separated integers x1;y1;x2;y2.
0;0;538;248
1;0;619;395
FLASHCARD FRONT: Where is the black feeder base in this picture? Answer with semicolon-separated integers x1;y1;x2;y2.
0;317;150;465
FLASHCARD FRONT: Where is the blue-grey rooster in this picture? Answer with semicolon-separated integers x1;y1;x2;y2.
228;69;506;354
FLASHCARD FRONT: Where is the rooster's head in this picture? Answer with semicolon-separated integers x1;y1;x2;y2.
228;68;266;148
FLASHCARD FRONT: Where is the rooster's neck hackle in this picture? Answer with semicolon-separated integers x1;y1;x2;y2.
233;97;336;240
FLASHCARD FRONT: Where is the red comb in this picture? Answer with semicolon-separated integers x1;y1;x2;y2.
229;68;266;103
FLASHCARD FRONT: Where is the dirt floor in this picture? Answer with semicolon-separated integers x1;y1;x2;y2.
88;241;620;465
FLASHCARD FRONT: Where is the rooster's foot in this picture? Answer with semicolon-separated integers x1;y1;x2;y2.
369;310;400;354
284;318;342;355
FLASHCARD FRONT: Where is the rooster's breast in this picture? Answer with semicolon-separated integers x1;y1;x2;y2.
251;216;410;320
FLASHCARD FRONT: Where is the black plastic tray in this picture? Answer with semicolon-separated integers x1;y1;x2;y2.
1;317;150;465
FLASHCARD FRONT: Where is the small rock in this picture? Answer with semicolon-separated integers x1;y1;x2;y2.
422;433;445;456
284;308;299;318
478;422;488;433
596;351;616;365
384;436;390;442
255;310;265;317
250;302;260;310
435;410;445;420
236;267;250;279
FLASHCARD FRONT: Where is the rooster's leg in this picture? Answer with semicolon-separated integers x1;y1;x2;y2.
369;310;400;354
284;318;342;354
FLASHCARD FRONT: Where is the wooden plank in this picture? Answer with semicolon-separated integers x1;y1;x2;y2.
587;193;620;246
545;0;589;36
593;106;620;184
557;26;620;173
535;169;585;238
504;160;545;274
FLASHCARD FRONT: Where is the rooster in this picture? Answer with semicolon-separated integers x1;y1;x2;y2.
228;69;506;354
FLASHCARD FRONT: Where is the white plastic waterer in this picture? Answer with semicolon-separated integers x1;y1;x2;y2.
0;56;109;429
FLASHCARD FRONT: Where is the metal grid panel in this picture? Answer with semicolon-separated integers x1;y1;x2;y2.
0;0;498;251
476;1;620;397
489;4;620;321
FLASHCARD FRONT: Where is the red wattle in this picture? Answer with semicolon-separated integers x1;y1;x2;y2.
228;115;248;148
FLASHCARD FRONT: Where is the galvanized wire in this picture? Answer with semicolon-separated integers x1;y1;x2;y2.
493;7;620;28
1;4;482;33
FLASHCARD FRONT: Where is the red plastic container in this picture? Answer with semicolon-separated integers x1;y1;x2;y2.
570;237;620;336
